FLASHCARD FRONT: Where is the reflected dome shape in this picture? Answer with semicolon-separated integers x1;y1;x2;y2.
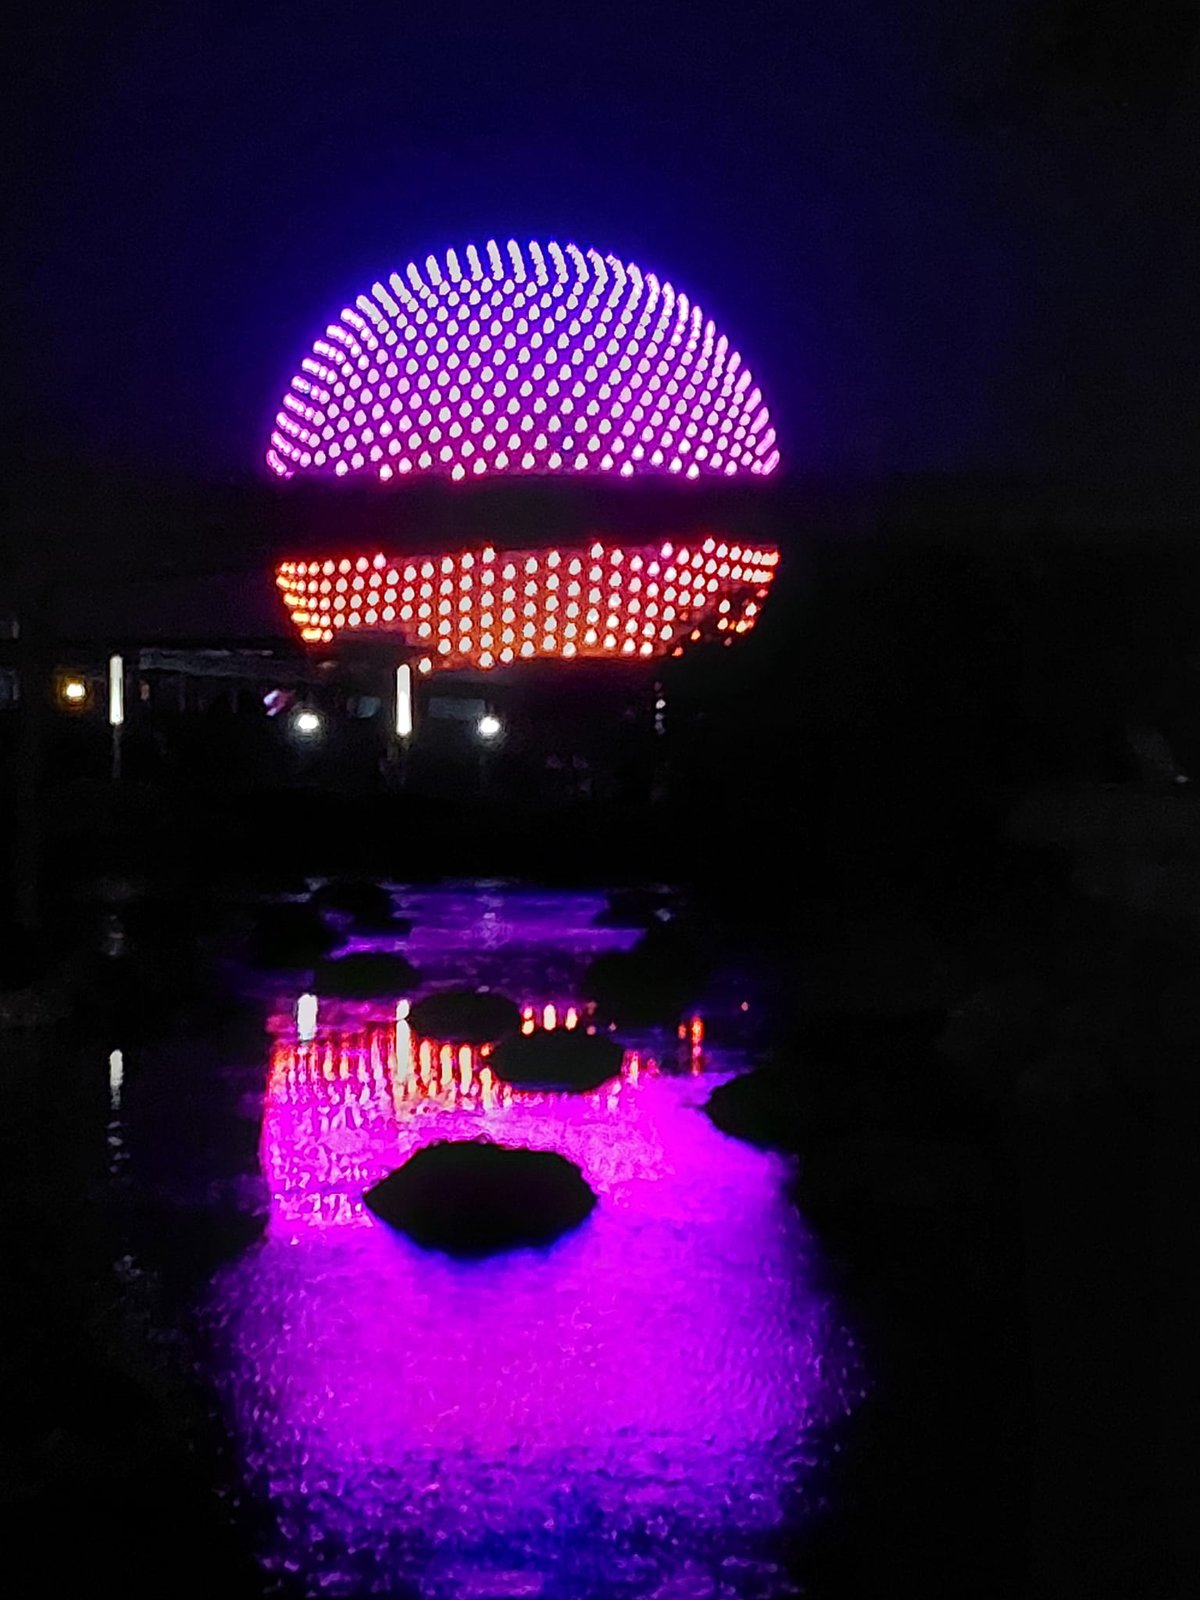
267;238;779;483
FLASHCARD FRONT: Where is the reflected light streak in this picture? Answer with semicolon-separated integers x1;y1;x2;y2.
295;992;318;1042
108;1048;124;1110
678;1011;706;1073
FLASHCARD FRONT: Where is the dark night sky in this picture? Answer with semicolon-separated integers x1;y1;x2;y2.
5;1;1198;492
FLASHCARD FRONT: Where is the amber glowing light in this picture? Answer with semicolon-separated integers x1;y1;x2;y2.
275;538;778;664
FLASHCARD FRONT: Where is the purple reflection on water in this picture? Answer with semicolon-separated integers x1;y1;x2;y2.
205;887;862;1598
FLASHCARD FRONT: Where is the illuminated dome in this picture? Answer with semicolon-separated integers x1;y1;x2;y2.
267;239;779;484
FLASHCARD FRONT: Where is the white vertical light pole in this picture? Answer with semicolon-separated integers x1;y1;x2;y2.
108;653;124;780
394;662;413;788
395;663;414;739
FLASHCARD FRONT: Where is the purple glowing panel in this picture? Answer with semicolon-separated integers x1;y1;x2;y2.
266;239;781;483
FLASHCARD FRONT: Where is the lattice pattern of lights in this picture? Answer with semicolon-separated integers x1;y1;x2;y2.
266;238;779;483
276;538;779;664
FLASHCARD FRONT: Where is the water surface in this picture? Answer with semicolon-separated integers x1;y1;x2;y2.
200;885;862;1597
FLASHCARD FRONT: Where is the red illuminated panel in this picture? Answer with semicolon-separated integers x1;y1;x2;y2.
275;538;779;666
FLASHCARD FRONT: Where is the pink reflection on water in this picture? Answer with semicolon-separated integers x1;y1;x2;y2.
207;993;862;1597
262;1004;696;1233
